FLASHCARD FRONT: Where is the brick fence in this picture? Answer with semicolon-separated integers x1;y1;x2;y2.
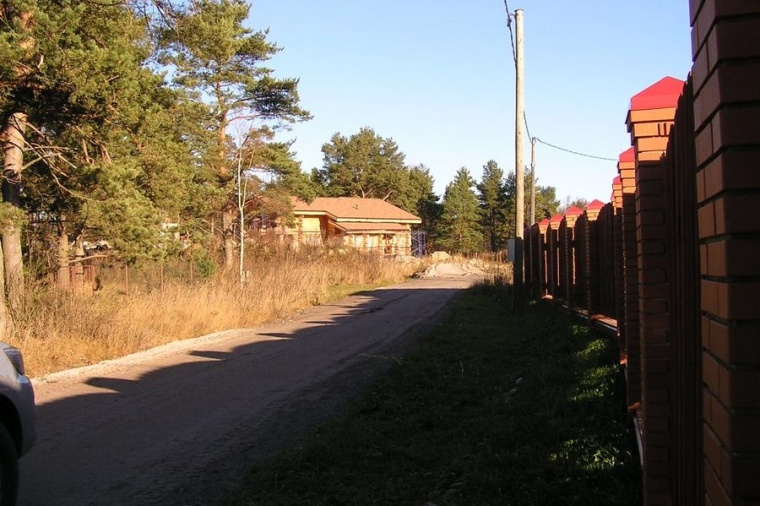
523;3;760;504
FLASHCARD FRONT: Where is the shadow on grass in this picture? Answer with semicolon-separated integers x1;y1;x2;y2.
225;281;642;506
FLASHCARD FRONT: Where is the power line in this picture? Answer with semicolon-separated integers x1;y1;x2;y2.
534;138;618;161
523;111;532;143
502;0;517;64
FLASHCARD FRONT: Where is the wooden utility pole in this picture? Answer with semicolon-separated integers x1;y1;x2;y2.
513;8;525;310
515;8;525;239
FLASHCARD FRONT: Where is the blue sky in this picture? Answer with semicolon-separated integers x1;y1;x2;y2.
249;1;693;207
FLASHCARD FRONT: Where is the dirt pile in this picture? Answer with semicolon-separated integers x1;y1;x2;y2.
416;257;486;279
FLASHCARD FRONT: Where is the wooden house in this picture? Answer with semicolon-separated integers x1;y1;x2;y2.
284;197;421;256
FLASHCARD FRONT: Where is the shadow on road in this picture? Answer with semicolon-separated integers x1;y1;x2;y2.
19;279;474;506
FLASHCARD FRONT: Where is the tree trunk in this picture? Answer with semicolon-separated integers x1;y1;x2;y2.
73;236;85;293
222;207;235;271
1;112;28;314
238;199;245;284
0;241;10;340
56;219;70;291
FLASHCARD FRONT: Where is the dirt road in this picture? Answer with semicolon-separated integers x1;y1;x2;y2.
18;276;477;506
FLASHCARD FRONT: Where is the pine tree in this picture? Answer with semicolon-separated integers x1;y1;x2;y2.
1;0;199;322
438;167;483;254
477;160;509;252
162;0;311;269
504;169;560;235
317;127;407;201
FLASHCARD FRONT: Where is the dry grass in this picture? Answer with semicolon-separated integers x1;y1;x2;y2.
10;251;421;377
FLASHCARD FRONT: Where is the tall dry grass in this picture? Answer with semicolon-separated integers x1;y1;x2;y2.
10;251;420;377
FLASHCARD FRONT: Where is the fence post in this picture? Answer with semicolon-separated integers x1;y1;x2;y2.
665;77;702;506
583;200;605;315
561;206;583;307
547;213;563;298
692;1;760;504
538;219;550;297
617;148;641;412
627;76;683;505
612;176;626;362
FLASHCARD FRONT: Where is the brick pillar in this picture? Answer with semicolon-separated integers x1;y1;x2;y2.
691;1;760;505
562;206;584;306
523;224;534;294
528;223;541;298
572;211;588;310
538;219;550;296
617;148;641;409
596;203;615;317
575;212;589;312
627;76;683;506
547;214;563;298
584;200;605;314
612;176;626;365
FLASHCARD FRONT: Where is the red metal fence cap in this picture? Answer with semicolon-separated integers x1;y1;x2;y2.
619;147;635;163
629;76;684;111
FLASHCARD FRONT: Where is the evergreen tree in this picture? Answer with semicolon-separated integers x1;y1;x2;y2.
402;164;441;252
408;165;441;228
504;169;560;236
316;127;407;201
1;0;199;321
477;160;509;252
263;140;319;203
438;167;483;254
162;0;311;269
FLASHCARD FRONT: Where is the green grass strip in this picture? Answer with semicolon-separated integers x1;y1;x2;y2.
226;281;641;506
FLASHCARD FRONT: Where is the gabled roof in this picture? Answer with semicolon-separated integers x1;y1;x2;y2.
291;197;421;223
586;199;606;211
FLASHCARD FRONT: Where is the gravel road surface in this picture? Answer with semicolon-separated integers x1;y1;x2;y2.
18;276;477;506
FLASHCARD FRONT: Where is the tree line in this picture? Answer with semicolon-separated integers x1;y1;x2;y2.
311;127;560;254
0;0;561;337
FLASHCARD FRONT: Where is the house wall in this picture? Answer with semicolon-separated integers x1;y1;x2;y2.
283;216;324;248
284;211;416;256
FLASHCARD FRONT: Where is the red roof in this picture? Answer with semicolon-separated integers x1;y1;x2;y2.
550;213;564;224
630;76;684;111
565;206;584;217
613;176;621;184
539;218;550;227
619;147;635;163
586;199;606;211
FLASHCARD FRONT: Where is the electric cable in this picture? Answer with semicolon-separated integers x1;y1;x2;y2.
534;138;618;161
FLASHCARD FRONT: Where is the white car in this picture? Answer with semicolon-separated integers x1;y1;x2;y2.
0;343;36;506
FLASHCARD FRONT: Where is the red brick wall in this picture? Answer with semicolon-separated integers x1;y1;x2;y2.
691;1;760;505
517;6;760;503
